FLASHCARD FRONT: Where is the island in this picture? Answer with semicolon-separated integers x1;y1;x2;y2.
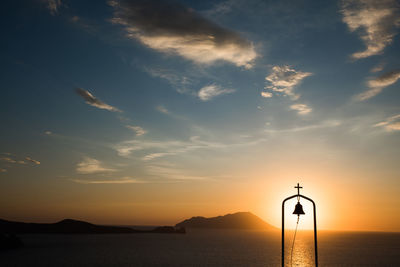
175;212;277;230
0;211;275;238
0;218;185;235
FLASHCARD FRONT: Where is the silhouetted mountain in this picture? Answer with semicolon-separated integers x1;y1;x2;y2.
175;212;276;230
0;219;185;234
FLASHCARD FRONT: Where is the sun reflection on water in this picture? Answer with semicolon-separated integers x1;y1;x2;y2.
285;231;315;267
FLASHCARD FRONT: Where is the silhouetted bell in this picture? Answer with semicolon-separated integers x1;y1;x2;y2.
293;202;305;215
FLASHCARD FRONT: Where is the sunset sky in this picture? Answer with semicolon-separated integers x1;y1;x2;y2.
1;0;400;231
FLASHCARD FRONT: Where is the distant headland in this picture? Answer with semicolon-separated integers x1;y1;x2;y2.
0;212;275;237
0;218;185;235
176;212;277;230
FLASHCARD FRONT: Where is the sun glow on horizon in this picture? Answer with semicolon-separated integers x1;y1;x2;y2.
1;0;400;233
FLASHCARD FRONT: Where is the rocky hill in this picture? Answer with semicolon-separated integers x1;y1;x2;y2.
0;218;184;234
175;212;276;230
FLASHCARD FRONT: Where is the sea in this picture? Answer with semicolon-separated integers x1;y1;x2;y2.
1;230;399;267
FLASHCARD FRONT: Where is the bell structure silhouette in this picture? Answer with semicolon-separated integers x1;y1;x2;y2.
293;202;305;215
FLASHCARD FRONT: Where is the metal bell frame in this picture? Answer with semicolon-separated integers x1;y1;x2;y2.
282;183;318;267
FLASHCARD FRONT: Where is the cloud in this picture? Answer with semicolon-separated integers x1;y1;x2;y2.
356;70;400;101
76;88;121;112
145;67;193;94
156;105;169;114
0;157;16;164
115;139;193;158
0;155;40;166
146;163;208;180
374;114;400;131
126;125;147;136
25;157;40;165
44;131;52;135
368;70;400;87
265;120;341;133
290;104;312;115
46;0;62;16
142;152;177;161
384;122;400;131
341;0;400;59
261;91;273;98
0;168;6;173
264;65;312;99
370;62;385;73
198;84;235;101
76;157;117;174
109;0;257;68
355;87;384;101
71;177;149;184
206;0;236;16
115;135;265;160
69;16;97;34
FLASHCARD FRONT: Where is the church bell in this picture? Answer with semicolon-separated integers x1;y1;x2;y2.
293;202;305;215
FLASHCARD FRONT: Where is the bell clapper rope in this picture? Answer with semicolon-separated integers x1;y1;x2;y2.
290;183;304;267
290;215;300;267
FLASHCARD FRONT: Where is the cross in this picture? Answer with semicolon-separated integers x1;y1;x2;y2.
295;183;303;196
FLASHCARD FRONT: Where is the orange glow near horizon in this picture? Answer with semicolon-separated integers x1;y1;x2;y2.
2;168;400;232
1;139;399;232
2;0;400;240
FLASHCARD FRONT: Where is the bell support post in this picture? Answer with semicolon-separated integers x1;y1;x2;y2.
282;193;318;267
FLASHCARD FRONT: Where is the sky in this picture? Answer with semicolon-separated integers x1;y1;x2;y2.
1;0;400;231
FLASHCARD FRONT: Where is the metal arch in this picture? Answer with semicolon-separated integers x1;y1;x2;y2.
282;194;318;267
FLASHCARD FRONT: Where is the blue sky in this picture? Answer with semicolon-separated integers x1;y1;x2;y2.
1;0;400;230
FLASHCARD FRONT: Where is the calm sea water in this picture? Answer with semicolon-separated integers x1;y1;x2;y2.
1;230;399;267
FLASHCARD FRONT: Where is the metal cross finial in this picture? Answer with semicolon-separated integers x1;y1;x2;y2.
294;183;303;196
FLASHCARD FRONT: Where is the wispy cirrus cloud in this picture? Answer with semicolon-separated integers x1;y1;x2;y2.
45;0;62;16
0;157;17;164
198;84;235;101
368;70;400;88
205;0;236;16
25;157;40;165
143;152;177;161
374;114;400;131
76;88;121;112
341;0;400;59
0;154;40;166
76;157;117;174
265;120;341;133
126;125;147;136
115;139;194;158
144;67;193;95
69;16;98;34
115;135;265;160
146;163;208;180
109;0;257;68
356;70;400;101
370;62;385;73
71;177;149;184
263;65;312;100
290;104;312;115
156;105;169;114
